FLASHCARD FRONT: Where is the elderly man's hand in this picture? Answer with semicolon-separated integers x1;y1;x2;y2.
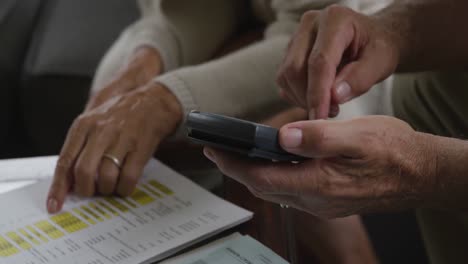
204;116;438;218
276;5;400;119
46;82;182;214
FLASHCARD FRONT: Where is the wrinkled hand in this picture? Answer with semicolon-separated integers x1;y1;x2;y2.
87;46;163;110
277;5;400;119
47;83;182;213
204;116;437;218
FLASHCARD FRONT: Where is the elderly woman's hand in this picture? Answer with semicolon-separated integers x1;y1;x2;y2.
87;46;163;110
276;5;400;119
204;116;438;218
46;82;182;213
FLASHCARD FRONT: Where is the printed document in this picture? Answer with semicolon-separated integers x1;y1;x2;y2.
0;159;252;264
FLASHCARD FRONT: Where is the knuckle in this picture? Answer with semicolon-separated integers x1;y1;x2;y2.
284;57;305;78
300;10;318;25
99;166;118;184
74;164;93;180
308;51;331;73
124;136;139;151
94;120;108;131
56;154;74;170
324;4;347;18
71;115;93;135
120;167;141;190
75;114;90;127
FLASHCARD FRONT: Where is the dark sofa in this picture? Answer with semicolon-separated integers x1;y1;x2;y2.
1;0;138;157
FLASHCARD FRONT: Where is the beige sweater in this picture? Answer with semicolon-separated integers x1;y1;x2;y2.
92;0;392;131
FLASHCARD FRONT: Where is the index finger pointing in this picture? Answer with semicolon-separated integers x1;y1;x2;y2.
307;6;356;119
47;118;89;213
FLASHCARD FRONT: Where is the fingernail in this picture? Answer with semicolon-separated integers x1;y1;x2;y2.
335;81;351;103
309;109;316;120
282;128;303;148
203;148;216;163
47;198;58;213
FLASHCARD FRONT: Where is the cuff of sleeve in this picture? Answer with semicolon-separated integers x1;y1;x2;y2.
126;19;181;72
154;73;198;138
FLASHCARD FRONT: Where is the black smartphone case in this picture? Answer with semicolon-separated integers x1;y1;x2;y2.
186;111;305;161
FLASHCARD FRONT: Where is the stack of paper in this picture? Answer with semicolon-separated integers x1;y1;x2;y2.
0;159;252;264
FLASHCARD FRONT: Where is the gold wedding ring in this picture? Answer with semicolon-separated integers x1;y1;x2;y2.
103;154;122;169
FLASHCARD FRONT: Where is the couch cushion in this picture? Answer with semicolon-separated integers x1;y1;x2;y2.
23;0;139;77
21;0;139;154
0;0;42;157
0;0;42;74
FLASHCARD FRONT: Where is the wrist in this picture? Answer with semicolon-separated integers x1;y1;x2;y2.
409;132;440;208
128;46;163;85
418;133;468;210
371;4;409;72
144;82;184;135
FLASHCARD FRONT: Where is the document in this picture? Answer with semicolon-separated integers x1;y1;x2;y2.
0;159;253;264
162;233;289;264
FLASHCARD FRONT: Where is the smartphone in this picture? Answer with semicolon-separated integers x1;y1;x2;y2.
186;111;305;162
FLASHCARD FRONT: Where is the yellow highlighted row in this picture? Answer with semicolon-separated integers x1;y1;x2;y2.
104;197;129;212
81;205;103;222
51;212;88;233
6;232;31;250
98;201;119;216
148;180;174;195
27;225;48;243
130;188;155;205
73;208;96;225
35;220;64;240
142;183;162;197
121;198;137;208
0;235;19;257
89;203;111;219
19;229;40;246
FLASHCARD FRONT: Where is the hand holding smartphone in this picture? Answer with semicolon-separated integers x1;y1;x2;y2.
186;111;305;162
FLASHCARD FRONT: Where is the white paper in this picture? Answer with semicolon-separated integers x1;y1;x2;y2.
162;233;289;264
160;233;243;264
0;181;36;194
0;156;57;182
0;159;253;264
191;235;289;264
